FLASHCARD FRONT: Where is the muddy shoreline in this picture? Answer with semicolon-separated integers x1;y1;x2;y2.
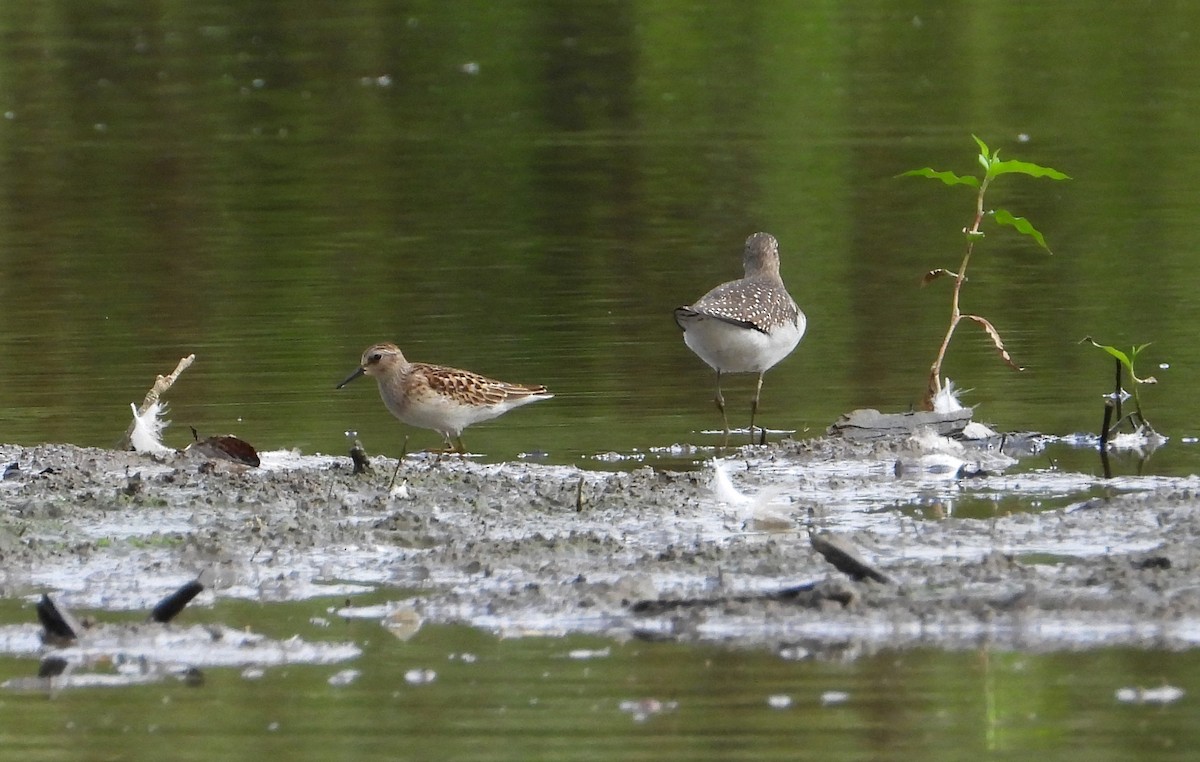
2;434;1198;657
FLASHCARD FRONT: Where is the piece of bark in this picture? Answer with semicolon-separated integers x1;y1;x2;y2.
828;407;973;441
184;434;260;467
629;579;856;616
36;594;84;644
809;532;891;584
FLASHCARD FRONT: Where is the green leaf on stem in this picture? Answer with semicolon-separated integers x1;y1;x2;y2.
993;208;1051;252
987;159;1070;181
972;134;990;162
1098;342;1131;367
1081;338;1157;384
897;168;981;187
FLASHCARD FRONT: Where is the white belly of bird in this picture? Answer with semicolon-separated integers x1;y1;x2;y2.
682;314;805;374
386;391;546;438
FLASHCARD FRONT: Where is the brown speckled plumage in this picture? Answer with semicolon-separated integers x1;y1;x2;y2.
413;363;549;407
338;342;552;453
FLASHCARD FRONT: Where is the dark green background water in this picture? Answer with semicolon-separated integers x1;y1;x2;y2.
2;1;1198;465
2;2;1199;758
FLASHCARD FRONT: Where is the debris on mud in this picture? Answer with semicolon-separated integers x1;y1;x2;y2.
828;407;973;440
1;431;1199;659
35;595;85;645
348;437;372;475
148;579;206;623
4;577;358;693
808;532;891;584
184;432;261;467
121;354;195;452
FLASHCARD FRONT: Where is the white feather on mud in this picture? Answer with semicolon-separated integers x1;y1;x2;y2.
389;478;411;499
710;458;793;531
932;378;997;439
129;401;173;455
895;427;1016;478
932;379;966;414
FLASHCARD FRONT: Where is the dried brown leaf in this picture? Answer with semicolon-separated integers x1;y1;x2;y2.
964;314;1024;371
921;268;962;286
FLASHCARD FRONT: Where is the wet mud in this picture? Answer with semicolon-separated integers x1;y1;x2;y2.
1;434;1198;660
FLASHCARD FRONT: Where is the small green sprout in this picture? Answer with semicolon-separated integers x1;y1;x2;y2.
1081;337;1158;435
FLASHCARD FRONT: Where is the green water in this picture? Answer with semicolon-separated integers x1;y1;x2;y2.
2;2;1200;756
0;2;1198;467
1;598;1196;762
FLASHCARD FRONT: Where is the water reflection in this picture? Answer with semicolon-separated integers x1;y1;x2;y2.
0;594;1196;761
0;2;1198;471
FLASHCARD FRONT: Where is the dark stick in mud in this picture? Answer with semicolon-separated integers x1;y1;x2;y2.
149;579;205;623
1099;398;1114;479
349;439;371;474
386;436;409;492
36;595;83;643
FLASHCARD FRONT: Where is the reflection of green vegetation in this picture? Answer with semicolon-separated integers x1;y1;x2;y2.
0;1;847;454
0;4;1199;455
0;603;1195;758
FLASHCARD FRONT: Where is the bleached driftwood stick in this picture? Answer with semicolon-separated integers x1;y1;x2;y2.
120;354;195;449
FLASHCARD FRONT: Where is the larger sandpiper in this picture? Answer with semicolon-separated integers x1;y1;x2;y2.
337;342;553;454
674;232;806;443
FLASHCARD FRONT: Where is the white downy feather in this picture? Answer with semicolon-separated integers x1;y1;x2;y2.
932;378;965;413
933;379;997;439
710;459;793;530
129;401;174;455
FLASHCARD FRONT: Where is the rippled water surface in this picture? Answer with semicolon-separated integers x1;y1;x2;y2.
1;598;1197;762
1;2;1199;470
2;1;1200;757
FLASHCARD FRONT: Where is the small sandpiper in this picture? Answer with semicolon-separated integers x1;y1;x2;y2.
674;232;806;443
337;342;553;454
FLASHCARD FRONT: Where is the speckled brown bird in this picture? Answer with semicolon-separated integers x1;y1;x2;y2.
674;232;805;442
337;343;552;454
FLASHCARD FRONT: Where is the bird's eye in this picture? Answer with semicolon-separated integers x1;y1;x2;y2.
369;353;382;363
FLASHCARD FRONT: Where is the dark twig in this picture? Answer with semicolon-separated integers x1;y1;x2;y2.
387;436;409;492
149;579;205;623
1099;400;1113;479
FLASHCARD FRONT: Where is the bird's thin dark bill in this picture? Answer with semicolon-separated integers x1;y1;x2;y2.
336;367;366;389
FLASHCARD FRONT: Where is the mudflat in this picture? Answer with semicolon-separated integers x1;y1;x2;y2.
1;434;1197;657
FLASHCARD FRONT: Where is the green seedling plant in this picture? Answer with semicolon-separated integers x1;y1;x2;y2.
900;136;1070;409
1081;337;1158;436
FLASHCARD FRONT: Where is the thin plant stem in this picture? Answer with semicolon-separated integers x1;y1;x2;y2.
1112;357;1123;426
924;177;990;409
